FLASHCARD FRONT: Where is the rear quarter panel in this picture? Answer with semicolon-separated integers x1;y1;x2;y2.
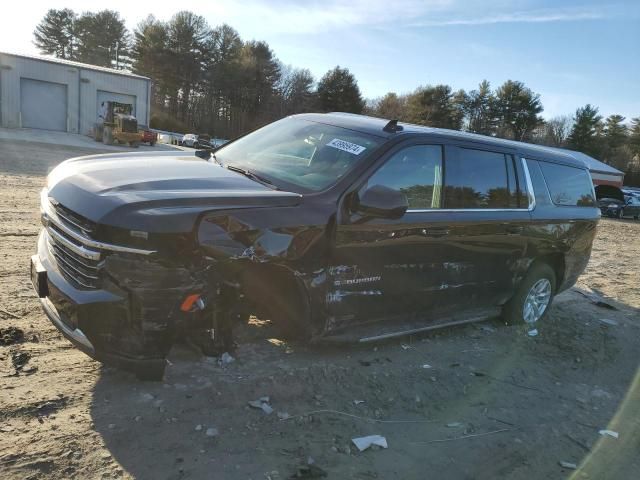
524;158;599;292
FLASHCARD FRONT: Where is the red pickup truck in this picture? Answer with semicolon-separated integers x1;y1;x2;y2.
139;128;157;146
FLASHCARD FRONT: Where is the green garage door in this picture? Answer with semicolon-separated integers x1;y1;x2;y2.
20;78;68;131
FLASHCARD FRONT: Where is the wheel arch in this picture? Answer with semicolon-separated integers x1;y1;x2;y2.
529;253;565;292
238;262;315;338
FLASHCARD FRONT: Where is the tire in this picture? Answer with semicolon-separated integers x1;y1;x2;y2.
150;141;155;147
102;126;113;145
503;263;556;325
634;216;638;220
94;123;103;142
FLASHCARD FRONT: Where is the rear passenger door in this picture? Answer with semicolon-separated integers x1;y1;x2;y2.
435;145;531;310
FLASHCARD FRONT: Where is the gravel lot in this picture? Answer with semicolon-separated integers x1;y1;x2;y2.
1;140;639;479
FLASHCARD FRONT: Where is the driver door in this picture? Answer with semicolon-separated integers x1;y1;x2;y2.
327;144;450;329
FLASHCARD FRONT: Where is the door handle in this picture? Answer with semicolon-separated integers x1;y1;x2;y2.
423;228;450;237
505;225;523;234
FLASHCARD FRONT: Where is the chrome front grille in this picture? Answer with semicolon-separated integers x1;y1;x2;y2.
52;202;96;235
41;188;156;290
47;227;103;288
45;219;103;289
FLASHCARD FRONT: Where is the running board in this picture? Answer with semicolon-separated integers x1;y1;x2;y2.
320;307;501;343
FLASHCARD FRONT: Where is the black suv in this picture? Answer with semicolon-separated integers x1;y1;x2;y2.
31;113;600;379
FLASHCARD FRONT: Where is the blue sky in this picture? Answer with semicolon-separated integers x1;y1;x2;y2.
3;0;639;119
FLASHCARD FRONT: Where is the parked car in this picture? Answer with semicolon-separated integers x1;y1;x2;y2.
180;133;210;148
623;195;640;219
180;133;197;147
595;185;640;219
598;197;625;218
31;113;600;380
139;127;157;146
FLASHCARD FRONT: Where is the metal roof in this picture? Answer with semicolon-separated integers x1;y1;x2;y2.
299;113;588;168
0;51;150;80
301;112;624;174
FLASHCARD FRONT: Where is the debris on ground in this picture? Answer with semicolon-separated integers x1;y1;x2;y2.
0;326;25;345
249;397;273;414
277;411;290;420
421;364;432;369
289;463;328;478
576;289;618;310
205;427;219;437
597;318;618;326
559;461;577;470
0;307;21;319
11;351;30;371
352;435;388;452
527;329;539;337
446;422;463;428
593;301;617;310
219;352;235;365
353;400;365;405
598;429;619;439
195;424;203;431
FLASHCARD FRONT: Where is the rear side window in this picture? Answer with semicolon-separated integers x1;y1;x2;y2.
539;162;595;207
443;148;513;209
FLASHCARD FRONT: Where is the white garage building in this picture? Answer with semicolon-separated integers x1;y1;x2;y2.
0;51;150;135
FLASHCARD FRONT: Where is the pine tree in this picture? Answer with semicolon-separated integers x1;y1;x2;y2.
317;66;364;114
494;80;543;141
33;9;76;59
629;117;640;155
568;105;603;158
405;84;464;130
74;10;130;69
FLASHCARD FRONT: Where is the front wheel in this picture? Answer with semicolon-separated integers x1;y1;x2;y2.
503;263;556;325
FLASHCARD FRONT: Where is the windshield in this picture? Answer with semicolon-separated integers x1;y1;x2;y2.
215;117;384;192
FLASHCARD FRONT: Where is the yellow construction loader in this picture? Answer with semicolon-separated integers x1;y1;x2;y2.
94;101;143;147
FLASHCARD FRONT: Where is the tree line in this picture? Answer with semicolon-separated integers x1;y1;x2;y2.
34;9;640;181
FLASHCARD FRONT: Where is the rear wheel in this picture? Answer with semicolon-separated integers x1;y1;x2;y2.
503;263;556;325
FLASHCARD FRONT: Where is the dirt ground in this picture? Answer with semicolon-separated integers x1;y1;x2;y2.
1;139;639;480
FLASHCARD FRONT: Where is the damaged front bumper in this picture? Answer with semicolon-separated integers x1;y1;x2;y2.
31;230;209;377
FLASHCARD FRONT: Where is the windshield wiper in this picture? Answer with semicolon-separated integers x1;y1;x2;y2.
226;164;278;189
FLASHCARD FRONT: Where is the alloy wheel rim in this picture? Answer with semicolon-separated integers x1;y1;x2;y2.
522;278;552;324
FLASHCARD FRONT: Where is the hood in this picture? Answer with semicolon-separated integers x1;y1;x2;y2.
46;151;302;233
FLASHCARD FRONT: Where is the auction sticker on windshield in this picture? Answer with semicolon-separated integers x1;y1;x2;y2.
326;138;367;155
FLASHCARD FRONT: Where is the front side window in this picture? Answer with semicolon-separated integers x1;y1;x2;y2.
215;117;384;192
443;148;512;208
365;145;443;209
539;161;596;207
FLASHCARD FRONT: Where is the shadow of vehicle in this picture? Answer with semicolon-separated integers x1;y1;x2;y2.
89;289;640;479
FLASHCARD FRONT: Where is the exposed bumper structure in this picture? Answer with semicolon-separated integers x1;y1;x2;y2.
31;230;181;378
39;296;95;355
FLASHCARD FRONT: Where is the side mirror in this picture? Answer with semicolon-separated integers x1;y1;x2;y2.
355;185;408;219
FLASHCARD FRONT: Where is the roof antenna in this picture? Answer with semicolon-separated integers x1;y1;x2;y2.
383;119;403;133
